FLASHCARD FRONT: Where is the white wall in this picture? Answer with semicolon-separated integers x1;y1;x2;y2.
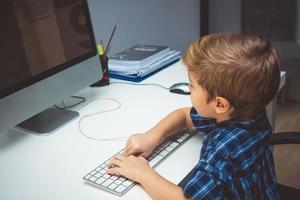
87;0;200;55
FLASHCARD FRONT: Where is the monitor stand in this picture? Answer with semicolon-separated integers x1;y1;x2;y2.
16;107;79;135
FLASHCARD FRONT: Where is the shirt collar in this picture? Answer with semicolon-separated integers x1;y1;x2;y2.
217;109;271;131
191;107;271;134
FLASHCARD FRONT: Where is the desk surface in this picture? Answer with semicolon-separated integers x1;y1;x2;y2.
0;62;203;200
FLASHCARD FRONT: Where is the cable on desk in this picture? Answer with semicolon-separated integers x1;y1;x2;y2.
59;82;170;141
77;97;127;142
54;95;86;110
109;81;170;90
78;82;170;141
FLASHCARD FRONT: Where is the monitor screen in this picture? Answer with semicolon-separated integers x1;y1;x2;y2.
0;0;96;98
0;0;101;133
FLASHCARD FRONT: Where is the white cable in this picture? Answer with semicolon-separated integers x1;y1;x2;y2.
110;81;170;90
79;83;170;141
77;97;127;141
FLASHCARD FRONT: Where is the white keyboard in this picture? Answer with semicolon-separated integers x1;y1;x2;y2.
83;128;195;196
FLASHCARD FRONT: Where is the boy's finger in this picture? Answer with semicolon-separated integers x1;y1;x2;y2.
108;156;123;168
124;146;134;156
139;152;148;158
114;154;125;160
108;160;121;169
107;167;121;176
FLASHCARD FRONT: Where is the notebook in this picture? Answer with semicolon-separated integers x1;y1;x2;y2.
108;44;170;71
109;50;181;82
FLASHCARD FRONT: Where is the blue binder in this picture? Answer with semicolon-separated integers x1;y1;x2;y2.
109;58;180;82
109;51;181;82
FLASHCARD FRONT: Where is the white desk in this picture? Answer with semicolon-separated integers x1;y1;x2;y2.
0;62;203;200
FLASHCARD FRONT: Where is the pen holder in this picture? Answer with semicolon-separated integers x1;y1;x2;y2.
90;54;110;87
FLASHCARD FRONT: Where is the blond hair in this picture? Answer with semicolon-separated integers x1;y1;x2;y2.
182;33;280;118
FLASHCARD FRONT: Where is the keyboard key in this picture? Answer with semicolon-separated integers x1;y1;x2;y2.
95;167;101;171
114;179;123;185
115;185;127;193
165;146;174;152
102;174;111;179
90;171;97;175
149;154;163;167
96;177;106;185
119;177;126;181
159;150;169;156
102;179;113;187
170;142;179;148
108;183;118;190
122;179;134;187
89;176;97;182
84;174;92;180
111;175;119;181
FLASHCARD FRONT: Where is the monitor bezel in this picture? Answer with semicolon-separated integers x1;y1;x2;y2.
0;0;97;99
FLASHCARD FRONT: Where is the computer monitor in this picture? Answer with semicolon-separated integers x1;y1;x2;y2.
0;0;102;134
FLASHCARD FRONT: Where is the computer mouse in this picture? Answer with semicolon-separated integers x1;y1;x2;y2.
169;82;190;95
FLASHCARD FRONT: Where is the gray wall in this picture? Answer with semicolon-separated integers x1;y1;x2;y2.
87;0;200;55
209;0;241;33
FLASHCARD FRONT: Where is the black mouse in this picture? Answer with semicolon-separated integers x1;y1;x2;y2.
169;83;190;95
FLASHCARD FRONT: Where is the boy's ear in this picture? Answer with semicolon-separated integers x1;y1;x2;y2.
214;96;231;114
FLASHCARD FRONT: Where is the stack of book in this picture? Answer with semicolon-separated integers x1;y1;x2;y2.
108;44;181;82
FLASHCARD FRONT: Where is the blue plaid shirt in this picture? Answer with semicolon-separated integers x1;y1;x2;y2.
183;107;278;200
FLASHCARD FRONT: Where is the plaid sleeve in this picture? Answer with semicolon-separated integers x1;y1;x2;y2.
183;167;224;200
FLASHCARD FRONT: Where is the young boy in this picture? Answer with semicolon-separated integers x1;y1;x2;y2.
108;33;280;200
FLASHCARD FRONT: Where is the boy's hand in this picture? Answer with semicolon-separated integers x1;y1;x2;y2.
124;132;160;158
107;154;152;183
